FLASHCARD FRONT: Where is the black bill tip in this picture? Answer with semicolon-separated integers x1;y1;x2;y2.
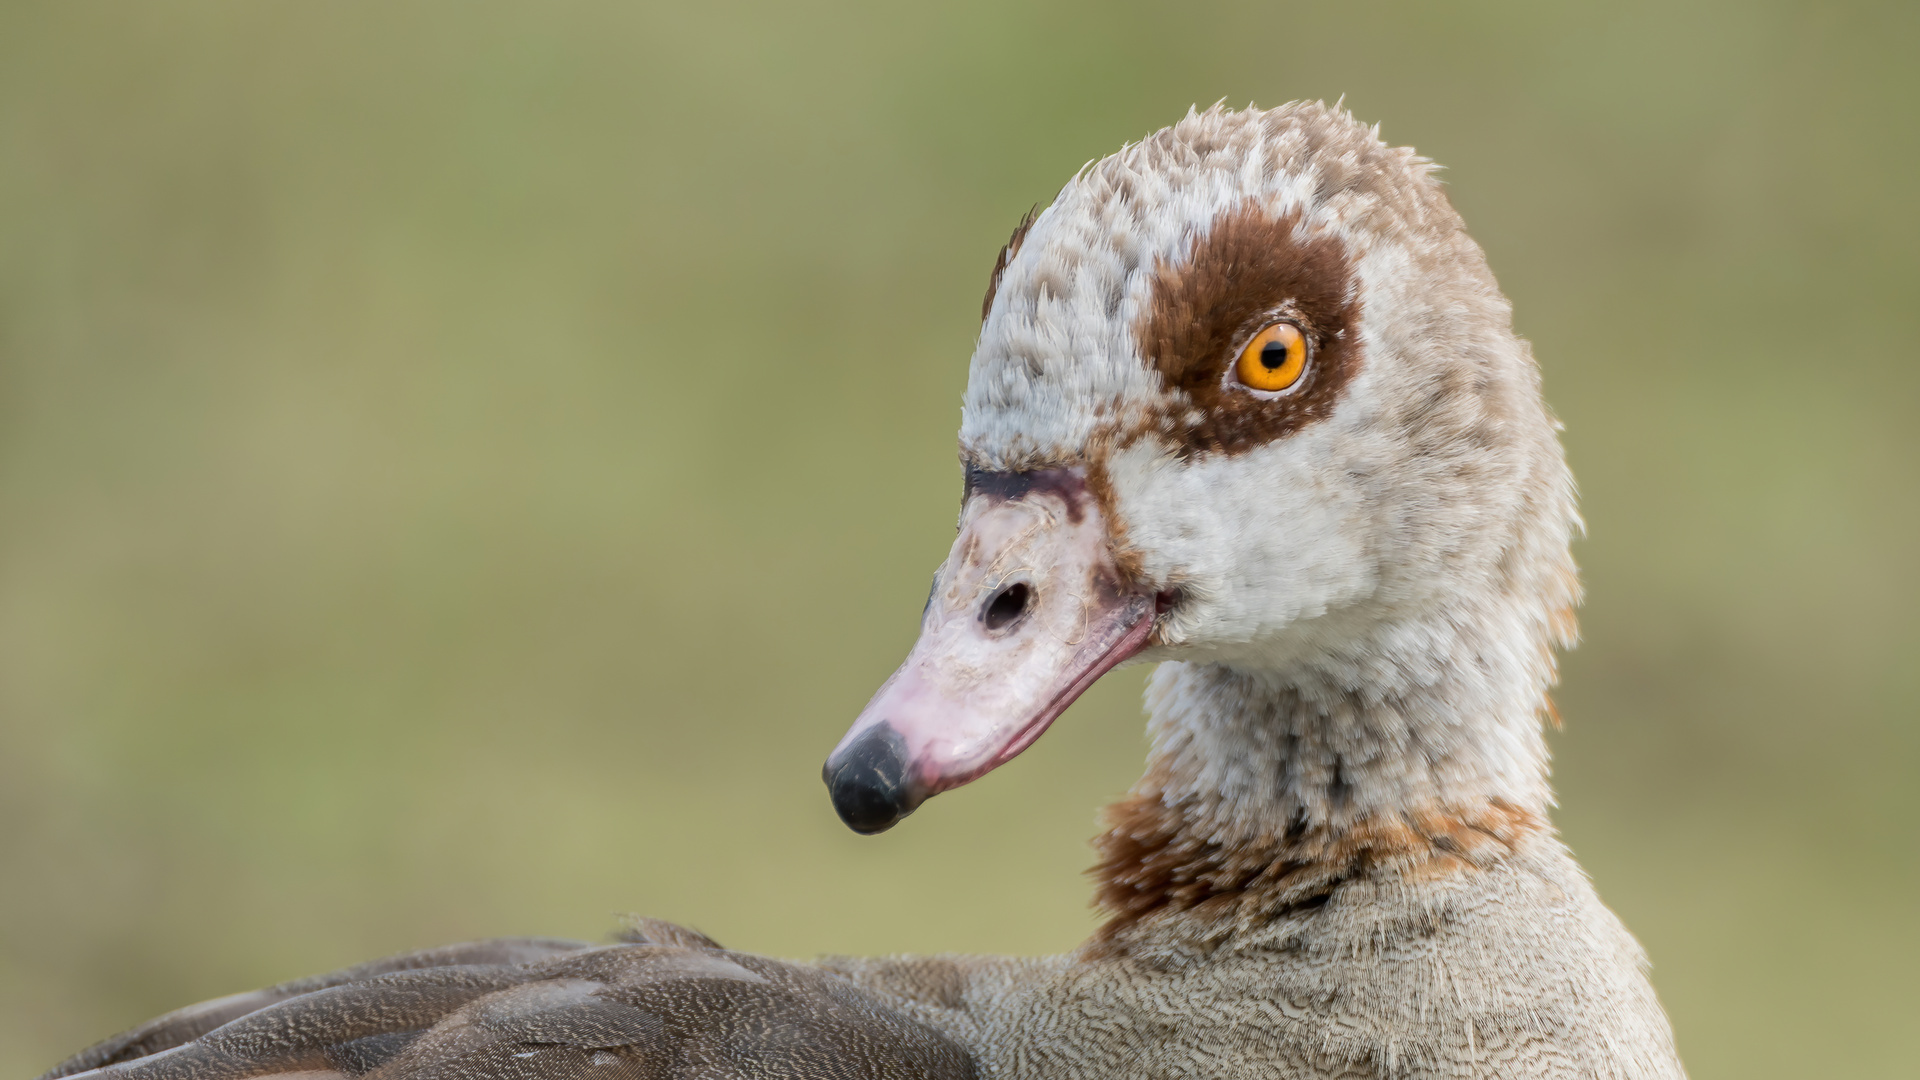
823;725;921;834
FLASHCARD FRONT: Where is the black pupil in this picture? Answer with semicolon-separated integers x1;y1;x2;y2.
1260;340;1289;370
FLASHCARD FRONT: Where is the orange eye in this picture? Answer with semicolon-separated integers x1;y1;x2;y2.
1234;322;1308;392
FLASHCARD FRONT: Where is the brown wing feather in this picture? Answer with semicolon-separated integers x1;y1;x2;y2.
41;927;974;1080
40;939;595;1080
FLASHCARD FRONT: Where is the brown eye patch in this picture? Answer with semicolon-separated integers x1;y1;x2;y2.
1133;201;1363;456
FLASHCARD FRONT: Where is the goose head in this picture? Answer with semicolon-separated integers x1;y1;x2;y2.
824;102;1578;838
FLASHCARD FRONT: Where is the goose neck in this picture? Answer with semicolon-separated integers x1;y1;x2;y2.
1090;604;1559;936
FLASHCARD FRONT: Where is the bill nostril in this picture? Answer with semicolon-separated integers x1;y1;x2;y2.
982;582;1032;632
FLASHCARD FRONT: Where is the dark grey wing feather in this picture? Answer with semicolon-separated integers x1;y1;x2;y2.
39;938;594;1080
41;927;974;1080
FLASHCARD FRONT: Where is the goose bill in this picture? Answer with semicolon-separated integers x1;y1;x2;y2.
823;470;1154;834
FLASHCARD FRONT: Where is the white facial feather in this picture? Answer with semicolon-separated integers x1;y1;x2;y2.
957;101;1580;820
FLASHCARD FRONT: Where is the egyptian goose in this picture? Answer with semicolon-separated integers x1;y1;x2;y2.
41;102;1685;1080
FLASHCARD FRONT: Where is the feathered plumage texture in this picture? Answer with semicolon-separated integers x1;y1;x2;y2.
42;102;1682;1080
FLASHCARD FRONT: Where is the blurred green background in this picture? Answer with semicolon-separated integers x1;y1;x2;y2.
1;1;1914;1075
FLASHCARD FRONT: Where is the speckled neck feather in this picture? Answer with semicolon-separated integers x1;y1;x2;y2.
1092;585;1572;943
1091;672;1549;944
